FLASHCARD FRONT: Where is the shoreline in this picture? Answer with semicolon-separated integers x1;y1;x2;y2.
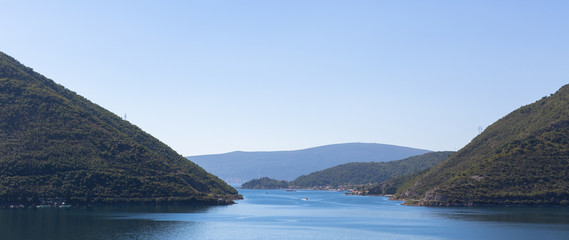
0;194;243;209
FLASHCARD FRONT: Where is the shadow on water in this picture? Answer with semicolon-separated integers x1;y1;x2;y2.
0;205;213;240
426;207;569;224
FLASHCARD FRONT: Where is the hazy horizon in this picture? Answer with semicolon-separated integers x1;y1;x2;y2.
186;142;433;157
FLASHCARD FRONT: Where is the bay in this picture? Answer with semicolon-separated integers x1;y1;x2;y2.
2;189;569;239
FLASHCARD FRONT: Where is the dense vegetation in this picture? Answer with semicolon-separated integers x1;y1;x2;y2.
189;143;430;183
0;52;239;206
241;177;290;189
290;152;454;188
354;169;430;195
396;84;569;206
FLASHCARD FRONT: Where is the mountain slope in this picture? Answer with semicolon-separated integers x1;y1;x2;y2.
291;151;454;188
188;143;431;182
396;84;569;206
0;52;238;206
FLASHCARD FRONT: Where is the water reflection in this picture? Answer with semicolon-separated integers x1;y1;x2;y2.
0;206;212;240
2;191;569;240
427;207;569;224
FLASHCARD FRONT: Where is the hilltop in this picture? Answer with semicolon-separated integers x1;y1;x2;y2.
0;52;239;206
396;84;569;206
188;143;430;183
241;177;290;189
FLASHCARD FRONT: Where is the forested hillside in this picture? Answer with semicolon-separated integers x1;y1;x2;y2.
396;84;569;206
0;52;239;206
291;152;454;188
241;177;290;189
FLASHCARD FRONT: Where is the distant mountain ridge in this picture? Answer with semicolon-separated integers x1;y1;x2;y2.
396;84;569;206
0;51;238;206
188;143;431;183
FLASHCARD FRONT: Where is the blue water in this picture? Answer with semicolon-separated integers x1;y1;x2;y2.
2;189;569;239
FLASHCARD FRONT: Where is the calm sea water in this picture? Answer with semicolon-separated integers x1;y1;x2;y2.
2;189;569;239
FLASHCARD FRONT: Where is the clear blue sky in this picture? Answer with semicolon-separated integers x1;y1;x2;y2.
2;1;568;155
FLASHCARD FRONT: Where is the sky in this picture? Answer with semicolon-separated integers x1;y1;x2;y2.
1;1;568;156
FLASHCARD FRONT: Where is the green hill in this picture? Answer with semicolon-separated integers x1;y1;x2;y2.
0;52;239;206
354;168;431;196
290;152;454;188
396;84;569;206
241;177;290;189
